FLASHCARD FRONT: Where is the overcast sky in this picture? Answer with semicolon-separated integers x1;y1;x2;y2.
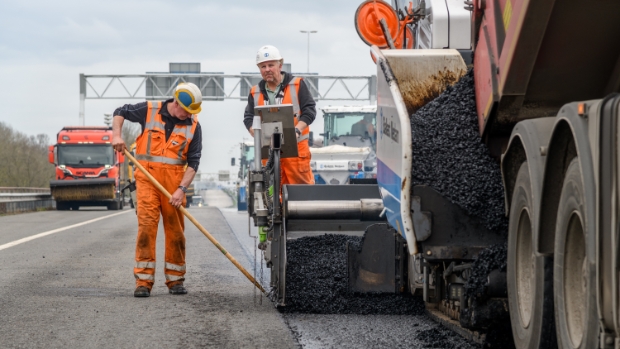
0;0;377;174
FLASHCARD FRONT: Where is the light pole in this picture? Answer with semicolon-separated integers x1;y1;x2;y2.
300;30;317;73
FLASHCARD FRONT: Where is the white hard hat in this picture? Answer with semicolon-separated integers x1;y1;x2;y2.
256;45;283;65
173;82;202;114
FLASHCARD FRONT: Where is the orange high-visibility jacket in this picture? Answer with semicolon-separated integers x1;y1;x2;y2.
134;101;199;166
250;77;310;138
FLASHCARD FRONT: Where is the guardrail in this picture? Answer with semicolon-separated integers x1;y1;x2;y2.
0;187;55;215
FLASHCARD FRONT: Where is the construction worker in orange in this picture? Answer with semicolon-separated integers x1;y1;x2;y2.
111;82;203;298
243;45;316;185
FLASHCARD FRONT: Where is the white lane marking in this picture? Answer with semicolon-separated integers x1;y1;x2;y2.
0;210;131;251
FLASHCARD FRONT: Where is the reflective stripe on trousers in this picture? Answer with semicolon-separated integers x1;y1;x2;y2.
165;274;185;282
135;261;156;269
135;273;155;281
165;262;186;272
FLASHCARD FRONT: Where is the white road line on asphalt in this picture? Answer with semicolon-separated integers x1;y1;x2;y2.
0;210;132;251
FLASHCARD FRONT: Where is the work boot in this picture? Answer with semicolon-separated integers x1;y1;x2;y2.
134;286;150;297
169;284;187;295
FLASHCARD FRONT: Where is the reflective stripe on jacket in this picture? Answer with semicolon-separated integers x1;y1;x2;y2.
250;77;310;137
134;101;198;166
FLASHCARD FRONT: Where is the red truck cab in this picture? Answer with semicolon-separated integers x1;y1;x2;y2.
48;126;125;210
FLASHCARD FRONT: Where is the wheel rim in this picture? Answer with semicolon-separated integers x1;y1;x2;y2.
516;208;534;328
564;212;586;347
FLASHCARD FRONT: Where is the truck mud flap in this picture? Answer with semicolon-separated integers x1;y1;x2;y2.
347;223;407;293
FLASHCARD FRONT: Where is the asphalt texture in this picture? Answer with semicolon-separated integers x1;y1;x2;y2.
0;202;296;348
0;191;495;348
409;69;508;233
284;314;480;349
221;208;484;348
464;243;508;299
407;69;513;345
283;235;425;315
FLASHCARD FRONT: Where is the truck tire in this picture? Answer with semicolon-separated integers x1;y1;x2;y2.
553;158;598;349
107;200;120;210
507;161;557;349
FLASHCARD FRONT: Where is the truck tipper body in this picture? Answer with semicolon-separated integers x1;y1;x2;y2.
310;105;377;184
48;126;124;210
365;0;620;347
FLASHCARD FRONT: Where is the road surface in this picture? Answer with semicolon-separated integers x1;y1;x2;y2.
0;190;479;348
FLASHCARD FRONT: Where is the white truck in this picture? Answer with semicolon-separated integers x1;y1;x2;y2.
310;105;377;184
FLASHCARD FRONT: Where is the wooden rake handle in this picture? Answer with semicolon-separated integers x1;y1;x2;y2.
123;149;266;294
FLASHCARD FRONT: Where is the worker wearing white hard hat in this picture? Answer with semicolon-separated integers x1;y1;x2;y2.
111;82;203;297
244;45;317;185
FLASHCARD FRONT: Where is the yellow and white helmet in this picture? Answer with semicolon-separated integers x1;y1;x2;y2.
256;45;283;65
173;82;202;114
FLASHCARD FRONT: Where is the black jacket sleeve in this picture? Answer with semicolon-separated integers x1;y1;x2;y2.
113;101;148;132
243;94;255;131
186;122;202;172
297;79;316;126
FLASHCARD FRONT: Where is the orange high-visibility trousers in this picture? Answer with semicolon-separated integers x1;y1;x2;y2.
280;139;314;185
262;139;314;185
133;162;187;290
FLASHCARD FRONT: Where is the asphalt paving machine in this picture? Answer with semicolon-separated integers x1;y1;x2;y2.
247;105;391;306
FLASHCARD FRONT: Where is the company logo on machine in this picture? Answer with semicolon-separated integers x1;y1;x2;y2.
77;171;95;175
382;112;399;143
319;163;346;170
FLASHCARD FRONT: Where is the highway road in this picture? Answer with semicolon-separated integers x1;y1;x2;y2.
0;190;478;348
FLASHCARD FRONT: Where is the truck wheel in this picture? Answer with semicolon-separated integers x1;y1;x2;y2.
107;201;120;210
508;161;556;349
554;158;598;349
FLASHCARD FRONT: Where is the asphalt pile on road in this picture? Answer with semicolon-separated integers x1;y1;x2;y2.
281;234;425;315
409;69;507;233
460;243;514;348
463;243;508;299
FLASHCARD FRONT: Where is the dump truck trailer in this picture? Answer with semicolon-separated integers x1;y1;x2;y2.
48;126;124;210
351;0;620;348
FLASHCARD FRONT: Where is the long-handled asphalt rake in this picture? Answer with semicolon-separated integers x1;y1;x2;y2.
124;149;266;294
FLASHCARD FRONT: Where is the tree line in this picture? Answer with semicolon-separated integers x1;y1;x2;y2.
0;122;55;188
